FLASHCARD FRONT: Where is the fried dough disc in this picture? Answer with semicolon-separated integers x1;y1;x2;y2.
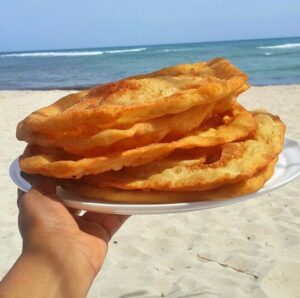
80;112;284;191
80;110;283;191
59;158;278;204
21;96;235;155
19;104;257;178
17;58;248;139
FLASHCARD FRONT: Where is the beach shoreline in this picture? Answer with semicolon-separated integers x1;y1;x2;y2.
0;85;300;297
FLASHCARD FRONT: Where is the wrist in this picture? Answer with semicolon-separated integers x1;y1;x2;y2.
22;231;97;296
0;245;93;298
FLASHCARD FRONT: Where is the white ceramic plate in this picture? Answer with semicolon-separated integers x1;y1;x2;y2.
10;138;300;215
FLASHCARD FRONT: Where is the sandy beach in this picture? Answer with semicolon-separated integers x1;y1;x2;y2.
0;85;299;298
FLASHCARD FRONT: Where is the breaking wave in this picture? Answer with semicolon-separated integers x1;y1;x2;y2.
258;43;300;49
105;47;146;53
1;48;148;57
1;51;104;57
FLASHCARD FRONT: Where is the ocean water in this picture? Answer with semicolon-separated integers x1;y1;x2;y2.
0;37;300;89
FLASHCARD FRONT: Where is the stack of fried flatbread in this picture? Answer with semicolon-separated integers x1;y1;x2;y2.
17;58;286;203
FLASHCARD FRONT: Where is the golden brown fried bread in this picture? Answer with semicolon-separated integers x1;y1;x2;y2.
16;58;248;141
19;104;257;178
59;158;277;204
16;96;236;155
79;111;285;191
16;58;286;204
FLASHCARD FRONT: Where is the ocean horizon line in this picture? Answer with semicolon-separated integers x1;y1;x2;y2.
1;36;299;89
1;35;300;55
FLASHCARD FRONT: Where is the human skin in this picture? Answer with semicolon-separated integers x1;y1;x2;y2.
0;178;129;298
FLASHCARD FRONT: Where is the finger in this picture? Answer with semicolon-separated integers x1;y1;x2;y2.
19;189;59;218
18;186;67;228
100;215;130;240
17;189;25;209
82;211;106;223
17;176;56;211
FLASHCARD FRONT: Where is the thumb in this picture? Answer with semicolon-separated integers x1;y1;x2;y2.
17;176;56;209
18;177;62;236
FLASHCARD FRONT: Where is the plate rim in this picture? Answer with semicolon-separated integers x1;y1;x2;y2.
9;137;300;214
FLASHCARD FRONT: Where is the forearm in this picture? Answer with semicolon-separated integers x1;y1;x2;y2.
0;246;93;298
2;185;122;297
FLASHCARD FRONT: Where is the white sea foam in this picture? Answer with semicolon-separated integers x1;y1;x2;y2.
159;48;194;53
258;43;300;49
0;51;104;57
264;52;273;56
105;48;146;54
1;48;147;57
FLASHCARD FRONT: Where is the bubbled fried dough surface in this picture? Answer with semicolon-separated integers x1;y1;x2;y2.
60;158;278;204
80;112;285;191
16;96;236;155
19;104;258;178
16;58;248;139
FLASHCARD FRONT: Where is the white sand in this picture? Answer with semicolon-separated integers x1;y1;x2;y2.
0;86;299;298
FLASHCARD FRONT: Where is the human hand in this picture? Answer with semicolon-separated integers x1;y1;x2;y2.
8;176;130;297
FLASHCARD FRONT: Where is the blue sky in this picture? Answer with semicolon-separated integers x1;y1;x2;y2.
1;0;299;52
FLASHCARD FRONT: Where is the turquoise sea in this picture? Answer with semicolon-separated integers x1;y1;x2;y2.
0;37;300;89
